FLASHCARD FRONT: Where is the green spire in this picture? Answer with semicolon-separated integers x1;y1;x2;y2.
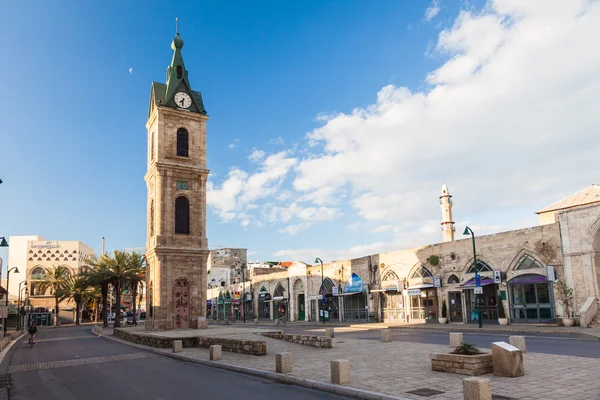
164;18;192;106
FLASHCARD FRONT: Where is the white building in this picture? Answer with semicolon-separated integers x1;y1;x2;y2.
7;235;43;301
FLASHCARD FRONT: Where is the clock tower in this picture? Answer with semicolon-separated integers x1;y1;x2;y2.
145;24;209;331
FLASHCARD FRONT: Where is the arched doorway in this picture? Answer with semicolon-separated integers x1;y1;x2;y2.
173;278;190;329
460;260;498;324
594;228;600;298
381;269;403;322
508;255;555;323
318;278;339;321
257;286;271;320
293;279;305;322
343;273;368;322
406;265;437;321
273;283;287;321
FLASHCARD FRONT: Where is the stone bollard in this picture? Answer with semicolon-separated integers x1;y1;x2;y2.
492;342;524;377
198;317;208;329
325;328;335;338
449;332;463;348
463;377;491;400
172;340;183;353
381;329;392;343
253;318;258;324
275;352;293;373
509;336;526;353
330;360;350;384
210;345;222;361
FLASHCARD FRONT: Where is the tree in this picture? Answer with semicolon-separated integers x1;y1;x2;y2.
555;279;574;318
58;275;88;325
37;265;70;326
82;286;103;322
83;255;112;328
125;252;146;325
104;250;133;328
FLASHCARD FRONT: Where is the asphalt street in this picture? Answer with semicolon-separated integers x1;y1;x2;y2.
3;326;348;400
234;324;600;358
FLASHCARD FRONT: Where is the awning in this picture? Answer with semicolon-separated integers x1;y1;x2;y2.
337;292;366;296
460;277;494;288
265;296;286;303
509;274;548;285
406;283;434;290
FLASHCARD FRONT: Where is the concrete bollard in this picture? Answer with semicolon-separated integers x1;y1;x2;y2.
492;342;524;377
330;360;350;384
463;377;491;400
450;332;463;348
172;340;183;353
210;345;222;361
509;336;526;353
275;352;293;373
381;329;392;343
325;328;335;338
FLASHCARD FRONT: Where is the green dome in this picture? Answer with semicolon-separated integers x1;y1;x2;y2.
171;33;184;50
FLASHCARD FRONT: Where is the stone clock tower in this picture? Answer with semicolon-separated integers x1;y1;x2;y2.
144;26;209;331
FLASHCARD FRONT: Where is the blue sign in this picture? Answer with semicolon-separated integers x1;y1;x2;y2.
321;291;327;305
475;273;481;288
343;273;366;294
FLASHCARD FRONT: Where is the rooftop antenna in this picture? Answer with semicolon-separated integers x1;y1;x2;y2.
176;17;179;35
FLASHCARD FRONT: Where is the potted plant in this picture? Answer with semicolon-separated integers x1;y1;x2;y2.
439;299;448;324
497;298;508;325
555;279;575;327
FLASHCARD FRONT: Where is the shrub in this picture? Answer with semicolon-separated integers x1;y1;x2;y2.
441;300;447;318
497;298;506;318
452;342;481;355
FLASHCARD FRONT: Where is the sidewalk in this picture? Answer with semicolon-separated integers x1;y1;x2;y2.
98;326;600;400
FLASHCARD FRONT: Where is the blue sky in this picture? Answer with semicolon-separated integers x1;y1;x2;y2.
1;0;599;268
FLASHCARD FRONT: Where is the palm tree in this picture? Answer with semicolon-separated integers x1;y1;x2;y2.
83;255;112;327
104;250;132;328
58;275;88;325
125;252;146;325
37;265;70;326
83;286;103;322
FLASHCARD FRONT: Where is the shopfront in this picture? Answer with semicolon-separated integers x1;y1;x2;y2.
509;274;555;323
379;271;404;323
257;287;271;320
461;277;498;324
405;265;438;322
272;284;287;320
319;278;339;321
342;273;368;322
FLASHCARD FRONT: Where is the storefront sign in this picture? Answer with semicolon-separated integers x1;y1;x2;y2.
31;242;60;249
344;273;365;293
433;276;441;288
332;287;339;296
405;289;421;296
474;287;483;294
493;270;502;284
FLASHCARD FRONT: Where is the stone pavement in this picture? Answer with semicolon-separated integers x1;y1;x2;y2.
104;326;600;399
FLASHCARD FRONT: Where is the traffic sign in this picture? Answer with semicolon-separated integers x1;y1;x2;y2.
475;273;481;288
474;287;483;295
321;291;327;305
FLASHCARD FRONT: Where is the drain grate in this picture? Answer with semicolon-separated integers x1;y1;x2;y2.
492;396;517;400
0;374;11;389
406;388;444;397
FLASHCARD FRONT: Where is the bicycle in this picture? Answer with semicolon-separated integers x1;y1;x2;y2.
28;335;35;348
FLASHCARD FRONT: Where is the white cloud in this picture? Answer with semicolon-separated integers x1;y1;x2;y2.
269;136;285;146
248;149;266;162
279;222;312;235
425;0;441;21
129;67;134;74
229;139;240;150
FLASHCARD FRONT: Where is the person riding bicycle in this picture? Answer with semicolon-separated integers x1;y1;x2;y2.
28;322;37;344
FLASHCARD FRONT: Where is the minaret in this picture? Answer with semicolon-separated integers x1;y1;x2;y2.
440;184;455;242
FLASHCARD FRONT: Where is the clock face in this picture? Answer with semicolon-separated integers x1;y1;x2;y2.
174;92;192;108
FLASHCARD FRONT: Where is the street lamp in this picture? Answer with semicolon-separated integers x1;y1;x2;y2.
463;226;482;329
0;237;8;247
236;263;247;324
17;281;26;331
314;257;324;324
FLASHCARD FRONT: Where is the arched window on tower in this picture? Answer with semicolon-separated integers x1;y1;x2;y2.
175;196;190;234
150;199;155;237
150;132;155;162
176;66;182;79
177;128;189;157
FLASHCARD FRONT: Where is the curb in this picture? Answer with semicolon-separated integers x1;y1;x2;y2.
91;329;409;400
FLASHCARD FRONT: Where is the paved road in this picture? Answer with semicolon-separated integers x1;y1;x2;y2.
231;324;600;358
3;326;347;400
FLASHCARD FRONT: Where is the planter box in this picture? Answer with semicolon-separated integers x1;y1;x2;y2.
430;352;493;376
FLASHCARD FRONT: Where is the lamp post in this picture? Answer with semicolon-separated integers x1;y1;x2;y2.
236;263;246;324
5;266;19;333
17;281;26;331
314;257;324;324
463;226;482;329
0;237;8;247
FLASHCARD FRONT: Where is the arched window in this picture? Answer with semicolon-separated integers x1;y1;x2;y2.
31;267;44;280
382;270;399;281
319;278;335;294
175;196;190;234
150;199;155;237
448;274;460;284
467;260;493;274
515;255;544;270
409;265;433;280
177;128;189;157
176;66;182;79
150;132;155;161
273;284;285;298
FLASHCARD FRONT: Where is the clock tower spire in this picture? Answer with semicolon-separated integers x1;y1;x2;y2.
145;20;210;331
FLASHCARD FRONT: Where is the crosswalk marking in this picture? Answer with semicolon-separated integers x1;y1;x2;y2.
8;352;152;373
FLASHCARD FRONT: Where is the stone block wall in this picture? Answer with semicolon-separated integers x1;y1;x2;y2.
262;332;332;348
430;353;493;376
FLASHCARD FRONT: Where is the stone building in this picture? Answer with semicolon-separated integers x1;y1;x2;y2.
144;27;210;331
236;184;600;327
